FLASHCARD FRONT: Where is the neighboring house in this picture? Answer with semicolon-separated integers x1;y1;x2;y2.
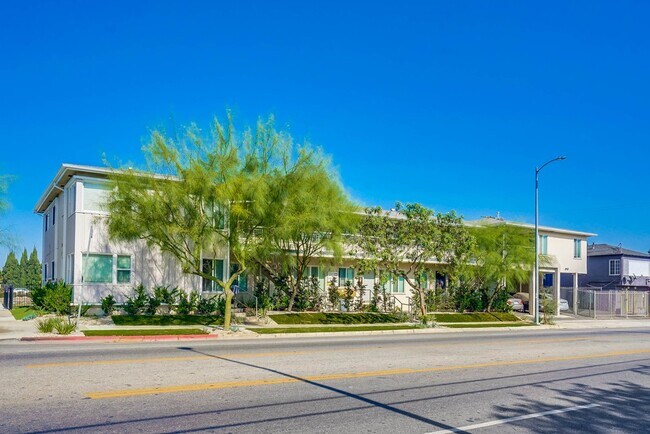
34;164;596;315
579;243;650;291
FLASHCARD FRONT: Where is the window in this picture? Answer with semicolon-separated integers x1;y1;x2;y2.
44;263;48;281
45;214;48;232
392;275;405;293
83;182;110;212
338;267;354;283
52;206;56;226
66;254;74;284
67;184;76;217
51;261;55;280
116;255;132;283
609;259;621;276
230;263;248;291
574;239;582;258
202;259;224;292
381;271;405;293
82;254;114;283
540;235;548;255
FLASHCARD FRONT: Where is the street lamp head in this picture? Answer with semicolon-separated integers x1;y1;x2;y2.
557;156;567;161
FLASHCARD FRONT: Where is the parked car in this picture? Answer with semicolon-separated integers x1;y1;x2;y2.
506;297;524;312
512;292;530;312
540;293;570;312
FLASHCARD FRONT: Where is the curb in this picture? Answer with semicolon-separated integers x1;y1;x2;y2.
21;334;221;343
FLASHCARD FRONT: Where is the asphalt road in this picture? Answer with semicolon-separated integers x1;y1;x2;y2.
1;328;649;433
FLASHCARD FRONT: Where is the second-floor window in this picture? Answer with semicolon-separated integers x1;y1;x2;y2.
574;239;582;258
338;267;355;284
609;259;621;276
52;206;56;226
540;235;548;255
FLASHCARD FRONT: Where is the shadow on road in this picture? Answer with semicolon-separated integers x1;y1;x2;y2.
172;345;468;433
27;349;650;433
488;367;650;432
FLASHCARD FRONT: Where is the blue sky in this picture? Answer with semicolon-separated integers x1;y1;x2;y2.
1;0;649;262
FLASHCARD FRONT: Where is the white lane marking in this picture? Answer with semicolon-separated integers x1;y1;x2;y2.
425;403;601;434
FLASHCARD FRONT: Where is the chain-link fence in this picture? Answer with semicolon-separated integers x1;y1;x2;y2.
573;288;649;318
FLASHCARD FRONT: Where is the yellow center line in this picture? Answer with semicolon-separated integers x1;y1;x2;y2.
26;351;307;369
85;348;650;399
26;337;586;369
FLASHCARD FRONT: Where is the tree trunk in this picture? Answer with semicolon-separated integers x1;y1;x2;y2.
418;287;428;324
223;289;234;331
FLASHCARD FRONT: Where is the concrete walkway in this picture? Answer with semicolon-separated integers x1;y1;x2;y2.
0;306;37;340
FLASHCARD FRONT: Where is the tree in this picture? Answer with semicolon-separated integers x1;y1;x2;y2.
2;251;20;286
18;248;28;288
353;203;474;322
252;152;358;311
461;222;535;312
26;247;42;290
107;114;316;330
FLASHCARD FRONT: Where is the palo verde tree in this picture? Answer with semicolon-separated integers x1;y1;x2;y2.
107;113;295;330
461;221;535;312
353;203;474;322
252;150;358;311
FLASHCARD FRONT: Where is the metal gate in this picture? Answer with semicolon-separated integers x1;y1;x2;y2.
576;288;649;318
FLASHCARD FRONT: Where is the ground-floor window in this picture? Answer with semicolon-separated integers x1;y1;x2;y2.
82;253;133;284
230;263;249;292
82;254;113;283
338;267;355;284
202;258;224;292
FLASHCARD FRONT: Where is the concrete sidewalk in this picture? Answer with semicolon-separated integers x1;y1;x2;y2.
0;306;37;340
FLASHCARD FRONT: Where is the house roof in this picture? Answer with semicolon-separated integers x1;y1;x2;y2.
32;164;597;240
470;217;597;238
33;163;175;213
587;243;650;258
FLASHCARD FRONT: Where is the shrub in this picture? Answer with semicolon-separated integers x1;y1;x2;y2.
154;286;179;306
355;279;366;311
327;277;339;310
101;294;116;316
342;279;354;311
541;297;558;325
124;284;148;315
42;281;73;315
31;285;47;309
254;279;273;315
196;296;218;315
145;295;161;315
177;291;199;315
35;317;57;333
53;317;76;335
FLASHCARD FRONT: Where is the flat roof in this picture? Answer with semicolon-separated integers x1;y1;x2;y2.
33;164;597;239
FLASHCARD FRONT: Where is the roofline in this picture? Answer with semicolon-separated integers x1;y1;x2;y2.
468;218;597;238
33;164;116;214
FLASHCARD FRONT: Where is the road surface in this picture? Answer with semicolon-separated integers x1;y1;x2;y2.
1;328;649;433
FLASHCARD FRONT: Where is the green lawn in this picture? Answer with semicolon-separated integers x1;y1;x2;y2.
431;312;520;323
252;325;419;334
443;322;534;328
111;314;222;326
269;312;407;325
83;328;208;336
10;306;42;320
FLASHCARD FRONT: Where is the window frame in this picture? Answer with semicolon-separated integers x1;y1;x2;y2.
116;255;132;284
540;235;548;255
574;239;582;258
609;259;621;276
202;258;225;293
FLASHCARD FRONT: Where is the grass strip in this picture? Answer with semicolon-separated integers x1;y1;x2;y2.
251;325;419;334
10;307;42;320
83;328;208;336
431;312;520;323
443;322;534;328
269;312;406;325
112;315;222;326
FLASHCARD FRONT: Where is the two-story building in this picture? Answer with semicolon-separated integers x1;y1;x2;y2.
35;164;596;315
580;243;650;291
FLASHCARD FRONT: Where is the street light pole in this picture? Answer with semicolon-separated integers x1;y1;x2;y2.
534;156;566;325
